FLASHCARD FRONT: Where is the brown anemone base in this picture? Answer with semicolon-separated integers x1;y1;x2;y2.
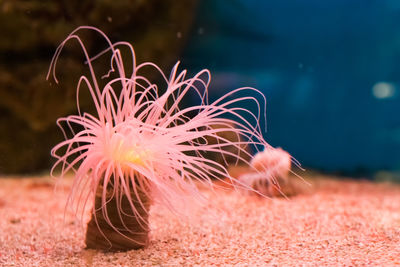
85;185;150;251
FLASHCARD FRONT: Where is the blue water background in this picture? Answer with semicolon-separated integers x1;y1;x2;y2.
181;0;400;174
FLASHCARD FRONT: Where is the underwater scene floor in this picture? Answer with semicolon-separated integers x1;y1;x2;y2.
0;173;399;266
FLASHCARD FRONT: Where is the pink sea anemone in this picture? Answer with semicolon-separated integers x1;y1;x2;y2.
237;147;293;196
48;26;275;250
252;147;291;176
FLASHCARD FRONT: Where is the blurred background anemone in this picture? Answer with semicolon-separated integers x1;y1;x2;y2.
1;0;399;181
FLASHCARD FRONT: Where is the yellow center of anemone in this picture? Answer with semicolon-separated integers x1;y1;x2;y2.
112;139;153;167
122;149;152;166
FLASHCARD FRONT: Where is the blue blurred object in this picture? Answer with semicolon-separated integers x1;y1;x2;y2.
182;0;400;175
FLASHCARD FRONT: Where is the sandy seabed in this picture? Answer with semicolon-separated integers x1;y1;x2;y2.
0;174;399;266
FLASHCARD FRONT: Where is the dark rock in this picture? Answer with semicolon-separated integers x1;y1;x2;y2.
0;0;198;174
